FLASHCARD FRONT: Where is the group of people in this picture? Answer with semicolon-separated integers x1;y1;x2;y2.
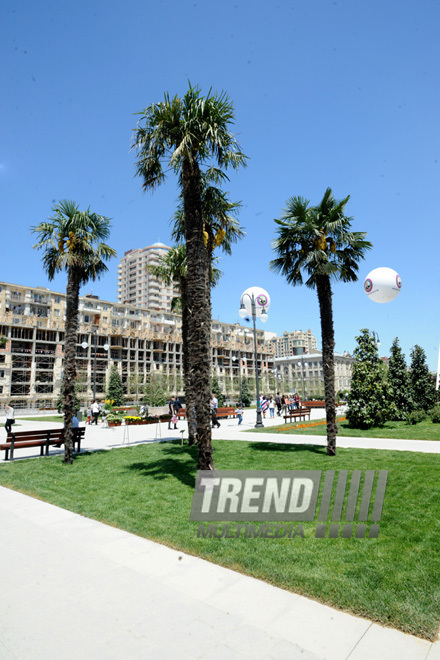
260;392;301;418
86;401;102;425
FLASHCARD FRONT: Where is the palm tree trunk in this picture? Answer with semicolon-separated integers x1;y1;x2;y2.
182;158;213;469
180;277;196;445
63;265;81;464
316;275;337;456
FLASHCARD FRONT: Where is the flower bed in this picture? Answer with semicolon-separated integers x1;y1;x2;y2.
281;416;346;432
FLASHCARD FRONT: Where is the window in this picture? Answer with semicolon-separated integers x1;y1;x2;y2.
54;309;60;317
54;296;60;303
0;370;4;377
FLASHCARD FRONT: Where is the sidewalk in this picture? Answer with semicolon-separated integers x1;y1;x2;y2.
1;412;440;658
0;486;438;660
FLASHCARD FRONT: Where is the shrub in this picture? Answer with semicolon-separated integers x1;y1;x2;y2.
429;406;440;424
406;410;427;425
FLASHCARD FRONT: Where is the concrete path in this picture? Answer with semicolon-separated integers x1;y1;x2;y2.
0;411;439;658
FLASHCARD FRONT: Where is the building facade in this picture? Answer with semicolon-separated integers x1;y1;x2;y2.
274;351;354;397
0;281;274;409
117;243;177;312
270;329;318;358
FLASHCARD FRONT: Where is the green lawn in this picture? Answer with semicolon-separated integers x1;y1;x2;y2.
1;439;439;640
252;418;440;441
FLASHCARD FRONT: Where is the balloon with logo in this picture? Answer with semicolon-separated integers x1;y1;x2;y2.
364;267;402;303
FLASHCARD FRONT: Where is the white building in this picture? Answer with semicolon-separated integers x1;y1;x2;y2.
270;329;318;358
117;243;177;312
274;350;354;397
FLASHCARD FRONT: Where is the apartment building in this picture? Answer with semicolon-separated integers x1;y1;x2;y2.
117;243;177;312
270;329;318;358
0;281;274;409
274;351;354;397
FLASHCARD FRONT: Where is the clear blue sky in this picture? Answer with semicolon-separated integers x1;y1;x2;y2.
2;0;439;369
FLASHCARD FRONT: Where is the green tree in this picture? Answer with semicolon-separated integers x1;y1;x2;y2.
211;375;224;407
409;345;437;411
143;372;169;407
133;84;247;469
107;364;125;406
32;200;116;463
240;377;253;407
271;188;372;455
346;329;396;428
388;337;412;419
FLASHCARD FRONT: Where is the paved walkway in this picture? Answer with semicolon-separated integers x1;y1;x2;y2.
1;412;439;658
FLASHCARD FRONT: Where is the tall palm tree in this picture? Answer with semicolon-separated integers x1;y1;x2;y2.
133;84;247;470
148;245;222;446
270;188;372;455
32;200;116;463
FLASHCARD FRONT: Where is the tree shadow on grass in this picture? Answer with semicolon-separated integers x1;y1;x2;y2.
124;441;199;489
248;442;328;456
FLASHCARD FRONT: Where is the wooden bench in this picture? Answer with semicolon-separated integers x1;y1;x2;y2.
0;427;85;461
283;407;311;424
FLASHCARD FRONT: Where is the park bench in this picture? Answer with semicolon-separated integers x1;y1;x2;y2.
176;407;238;420
283;407;311;424
0;427;85;461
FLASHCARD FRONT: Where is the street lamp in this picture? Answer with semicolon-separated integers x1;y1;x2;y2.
371;331;381;348
232;328;250;403
81;329;109;400
238;287;270;428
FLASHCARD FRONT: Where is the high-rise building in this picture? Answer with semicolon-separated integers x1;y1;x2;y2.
270;329;317;358
117;243;177;312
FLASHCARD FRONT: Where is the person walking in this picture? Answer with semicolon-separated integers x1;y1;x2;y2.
268;396;275;418
168;395;177;430
235;403;244;425
5;403;15;434
210;394;221;428
86;405;92;425
91;400;100;425
275;392;282;416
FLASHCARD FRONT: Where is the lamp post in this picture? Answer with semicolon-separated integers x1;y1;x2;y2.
82;329;109;401
239;287;270;428
371;331;381;349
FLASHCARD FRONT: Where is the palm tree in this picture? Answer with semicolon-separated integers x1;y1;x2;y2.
133;84;247;470
32;200;116;463
148;245;222;446
271;188;372;455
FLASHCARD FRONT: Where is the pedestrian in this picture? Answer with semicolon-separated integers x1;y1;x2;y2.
86;406;92;425
168;395;177;430
275;392;282;416
91;400;100;425
72;414;79;428
268;396;275;418
210;394;221;428
4;403;15;434
235;402;243;425
282;394;289;416
261;396;269;418
295;392;301;409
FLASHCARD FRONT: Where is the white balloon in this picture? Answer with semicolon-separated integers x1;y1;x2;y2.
240;286;271;317
364;267;402;303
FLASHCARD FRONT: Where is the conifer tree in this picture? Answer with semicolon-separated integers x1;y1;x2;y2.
240;377;253;408
409;345;437;411
211;375;224;407
107;364;124;406
388;337;412;420
347;329;396;428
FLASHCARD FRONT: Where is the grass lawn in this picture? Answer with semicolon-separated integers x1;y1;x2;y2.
253;418;440;441
1;439;440;640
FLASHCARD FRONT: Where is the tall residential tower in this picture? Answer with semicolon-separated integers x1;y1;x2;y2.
117;243;176;312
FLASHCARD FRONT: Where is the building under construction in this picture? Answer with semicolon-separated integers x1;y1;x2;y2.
0;281;274;409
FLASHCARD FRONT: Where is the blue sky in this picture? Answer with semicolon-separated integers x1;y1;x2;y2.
1;0;439;369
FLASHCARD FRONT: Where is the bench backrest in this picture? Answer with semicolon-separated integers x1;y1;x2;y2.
5;427;85;443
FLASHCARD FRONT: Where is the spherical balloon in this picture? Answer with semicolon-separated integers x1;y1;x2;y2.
364;267;402;303
239;286;271;317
